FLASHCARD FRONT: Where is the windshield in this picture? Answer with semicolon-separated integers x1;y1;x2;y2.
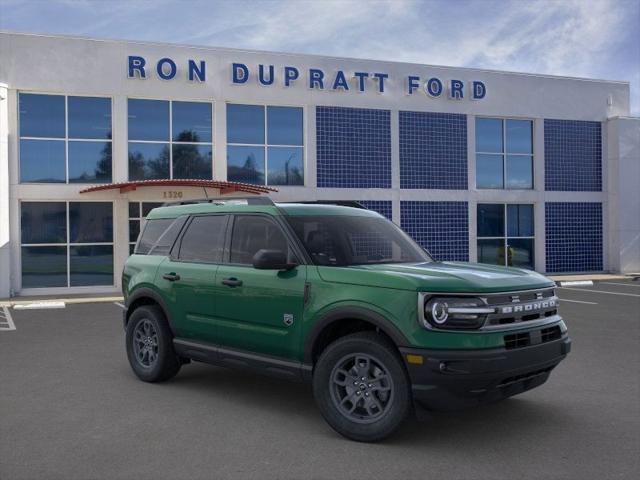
286;215;432;266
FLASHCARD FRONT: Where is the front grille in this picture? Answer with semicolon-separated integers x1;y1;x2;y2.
504;325;563;350
484;288;558;327
498;366;554;387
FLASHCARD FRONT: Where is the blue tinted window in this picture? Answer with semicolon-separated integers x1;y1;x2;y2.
70;245;114;286
128;142;170;180
507;205;534;237
172;144;212;179
267;147;303;185
21;246;68;288
227;146;265;184
227;104;264;144
476;154;503;189
267;106;303;145
506;155;533;189
21;202;67;244
68;141;112;183
19;93;65;138
128;99;169;141
476;118;502;153
172;102;212;143
69;202;113;243
477;204;504;237
506;120;532;154
20;139;66;183
68;96;112;139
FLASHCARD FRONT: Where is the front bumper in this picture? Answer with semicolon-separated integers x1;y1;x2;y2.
400;334;571;411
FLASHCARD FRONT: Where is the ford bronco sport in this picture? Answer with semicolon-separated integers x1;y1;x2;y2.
122;197;570;442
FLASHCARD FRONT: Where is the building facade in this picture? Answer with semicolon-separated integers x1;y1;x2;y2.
0;32;638;297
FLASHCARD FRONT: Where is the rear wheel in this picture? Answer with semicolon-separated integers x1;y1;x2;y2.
313;332;411;442
126;305;181;382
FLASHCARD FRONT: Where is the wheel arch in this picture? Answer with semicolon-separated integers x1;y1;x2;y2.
304;306;409;365
125;287;175;335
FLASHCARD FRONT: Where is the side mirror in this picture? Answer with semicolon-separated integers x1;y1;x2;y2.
252;249;297;271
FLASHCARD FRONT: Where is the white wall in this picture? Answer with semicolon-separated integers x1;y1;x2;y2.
0;32;636;295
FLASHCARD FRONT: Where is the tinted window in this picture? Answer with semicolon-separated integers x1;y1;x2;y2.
172;144;212;179
68;141;112;183
476;118;502;153
136;218;174;254
476;154;503;189
267;147;304;185
230;216;289;265
149;216;187;256
267;106;303;145
21;246;67;288
128;99;169;141
506;155;533;189
227;146;265;184
68;96;112;139
19;93;65;138
172;101;212;143
179;215;227;263
506;119;532;154
507;205;534;237
69;202;113;243
128;142;170;180
477;204;504;237
287;215;430;266
20;139;66;183
70;245;114;286
227;104;264;144
21;202;67;244
508;238;534;269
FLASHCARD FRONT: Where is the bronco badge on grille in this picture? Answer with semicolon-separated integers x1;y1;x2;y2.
499;298;557;314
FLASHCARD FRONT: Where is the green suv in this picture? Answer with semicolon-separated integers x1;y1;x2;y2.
122;197;570;442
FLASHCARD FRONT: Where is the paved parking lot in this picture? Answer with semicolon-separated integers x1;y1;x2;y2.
1;280;639;480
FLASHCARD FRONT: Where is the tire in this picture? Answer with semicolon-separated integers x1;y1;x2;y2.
125;305;181;382
313;331;411;442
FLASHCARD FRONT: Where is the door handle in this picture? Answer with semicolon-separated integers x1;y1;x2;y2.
222;277;243;287
162;272;181;282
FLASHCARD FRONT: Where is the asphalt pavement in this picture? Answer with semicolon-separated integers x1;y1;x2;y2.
1;280;639;480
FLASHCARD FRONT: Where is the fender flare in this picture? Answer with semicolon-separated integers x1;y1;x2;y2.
303;306;409;364
125;287;176;335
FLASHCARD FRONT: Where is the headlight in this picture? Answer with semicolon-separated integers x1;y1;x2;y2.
421;296;494;330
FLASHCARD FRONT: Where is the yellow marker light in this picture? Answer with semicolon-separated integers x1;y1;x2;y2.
406;354;424;365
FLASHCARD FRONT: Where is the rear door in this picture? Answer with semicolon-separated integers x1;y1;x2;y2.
158;214;228;343
212;214;306;360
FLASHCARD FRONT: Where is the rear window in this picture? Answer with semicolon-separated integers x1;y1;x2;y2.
135;217;186;255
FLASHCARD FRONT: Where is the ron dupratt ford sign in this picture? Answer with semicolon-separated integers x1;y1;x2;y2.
127;56;487;100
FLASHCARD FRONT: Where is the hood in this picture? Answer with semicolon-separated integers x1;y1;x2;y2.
316;261;554;293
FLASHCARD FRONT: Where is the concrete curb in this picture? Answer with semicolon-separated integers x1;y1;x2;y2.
0;296;124;308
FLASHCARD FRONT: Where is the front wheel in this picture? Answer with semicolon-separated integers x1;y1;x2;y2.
125;305;181;382
313;332;411;442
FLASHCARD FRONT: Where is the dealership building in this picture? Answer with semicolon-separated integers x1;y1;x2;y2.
0;31;638;297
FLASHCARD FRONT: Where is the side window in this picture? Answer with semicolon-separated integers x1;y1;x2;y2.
229;216;290;265
178;215;227;263
136;218;174;255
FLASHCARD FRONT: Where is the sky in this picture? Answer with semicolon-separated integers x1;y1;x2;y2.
1;0;638;114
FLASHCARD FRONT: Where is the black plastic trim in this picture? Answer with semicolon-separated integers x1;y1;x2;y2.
173;338;312;382
124;287;176;335
303;306;409;364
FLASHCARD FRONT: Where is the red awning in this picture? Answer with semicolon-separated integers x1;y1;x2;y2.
79;179;278;195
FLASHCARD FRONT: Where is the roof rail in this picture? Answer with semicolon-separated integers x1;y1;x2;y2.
281;200;367;209
162;196;275;207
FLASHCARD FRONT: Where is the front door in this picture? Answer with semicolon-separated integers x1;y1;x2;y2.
158;214;228;344
213;214;306;360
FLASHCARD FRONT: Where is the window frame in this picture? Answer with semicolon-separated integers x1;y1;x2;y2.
476;202;535;268
19;200;115;289
475;116;534;190
18;92;114;184
226;103;306;186
222;213;305;267
171;214;230;265
128;201;165;254
127;98;215;181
